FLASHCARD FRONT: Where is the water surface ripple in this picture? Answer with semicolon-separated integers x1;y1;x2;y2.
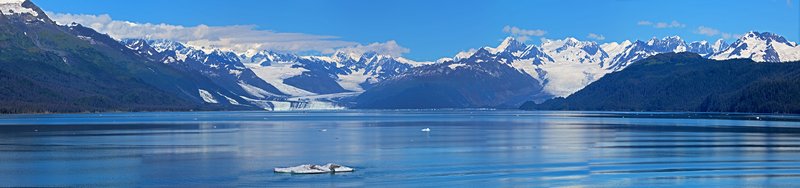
0;110;799;187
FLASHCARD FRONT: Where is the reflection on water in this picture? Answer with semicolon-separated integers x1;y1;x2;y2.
0;111;800;187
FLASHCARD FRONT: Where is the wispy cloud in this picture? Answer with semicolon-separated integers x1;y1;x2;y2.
48;12;409;56
586;33;606;40
329;40;409;57
696;26;720;36
637;20;686;29
695;26;740;39
503;25;546;42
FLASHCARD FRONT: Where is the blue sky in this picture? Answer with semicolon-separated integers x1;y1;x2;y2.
37;0;799;61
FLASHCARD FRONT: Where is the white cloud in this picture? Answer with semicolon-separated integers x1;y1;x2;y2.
586;33;606;40
326;40;409;57
638;20;686;29
656;21;686;28
47;12;409;56
503;25;546;41
696;26;739;39
696;26;720;36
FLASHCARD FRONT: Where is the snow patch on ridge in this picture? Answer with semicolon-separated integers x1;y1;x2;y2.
217;92;240;105
198;89;218;104
0;0;38;17
601;40;632;59
448;63;467;70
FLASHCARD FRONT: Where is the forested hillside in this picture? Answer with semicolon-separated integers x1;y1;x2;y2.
522;53;800;113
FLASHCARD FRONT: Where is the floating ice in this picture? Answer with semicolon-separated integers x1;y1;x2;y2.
274;163;354;174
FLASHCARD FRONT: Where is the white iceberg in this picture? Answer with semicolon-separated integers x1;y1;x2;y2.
274;163;354;174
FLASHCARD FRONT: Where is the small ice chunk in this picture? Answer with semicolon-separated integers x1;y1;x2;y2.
274;163;354;174
421;128;431;132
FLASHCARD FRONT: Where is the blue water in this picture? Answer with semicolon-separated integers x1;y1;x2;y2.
1;110;800;187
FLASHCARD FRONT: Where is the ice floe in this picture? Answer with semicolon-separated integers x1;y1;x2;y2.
274;163;354;174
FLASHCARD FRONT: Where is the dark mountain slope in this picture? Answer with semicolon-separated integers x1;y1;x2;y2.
356;48;543;109
522;52;800;113
0;1;251;113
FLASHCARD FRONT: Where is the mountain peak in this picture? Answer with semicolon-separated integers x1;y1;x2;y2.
496;37;527;53
541;37;600;52
740;31;790;44
332;51;361;62
360;51;380;60
712;31;799;62
712;39;729;52
0;0;35;16
665;35;682;40
564;37;580;43
0;0;50;22
475;47;494;55
0;0;27;5
744;31;775;37
691;40;708;45
500;36;517;44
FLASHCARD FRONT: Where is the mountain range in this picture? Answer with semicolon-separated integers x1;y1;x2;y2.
118;32;800;109
522;52;800;113
357;32;800;108
2;0;799;113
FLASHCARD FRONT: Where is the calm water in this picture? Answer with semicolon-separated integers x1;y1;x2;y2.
1;110;800;187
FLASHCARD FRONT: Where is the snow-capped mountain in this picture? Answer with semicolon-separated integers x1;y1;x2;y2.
687;39;729;57
356;46;543;108
0;0;51;23
604;36;692;71
712;31;800;62
541;37;609;65
0;0;287;112
120;38;432;108
241;49;431;96
600;40;633;59
119;31;799;109
118;38;317;111
122;39;287;103
361;31;800;108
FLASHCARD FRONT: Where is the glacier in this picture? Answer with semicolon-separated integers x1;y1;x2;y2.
116;31;800;109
